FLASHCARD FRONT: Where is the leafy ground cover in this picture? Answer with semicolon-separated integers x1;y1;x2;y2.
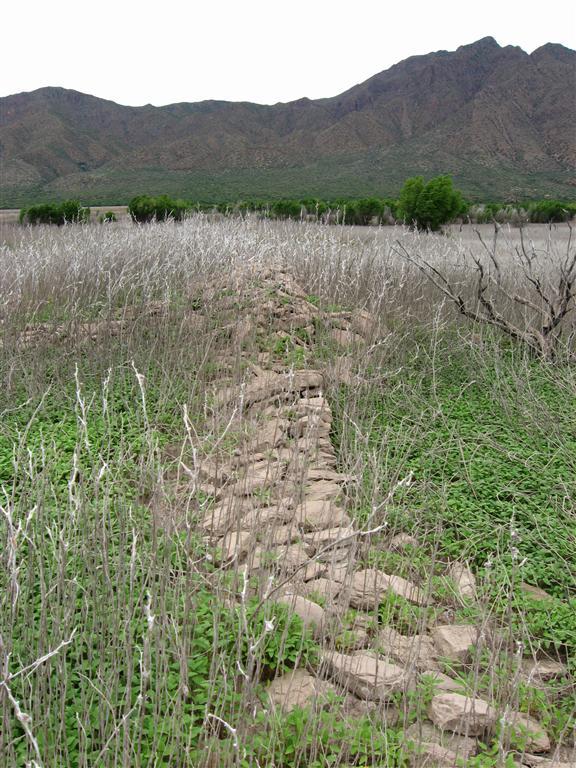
330;335;576;658
0;349;321;766
1;219;574;767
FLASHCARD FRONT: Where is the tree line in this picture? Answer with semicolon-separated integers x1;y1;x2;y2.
18;177;576;230
125;182;575;229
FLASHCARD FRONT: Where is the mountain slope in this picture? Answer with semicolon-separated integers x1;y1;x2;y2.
1;37;575;205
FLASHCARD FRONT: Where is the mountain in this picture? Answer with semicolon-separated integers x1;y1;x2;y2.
1;37;575;206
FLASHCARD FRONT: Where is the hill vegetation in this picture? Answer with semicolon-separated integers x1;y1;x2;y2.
1;37;575;206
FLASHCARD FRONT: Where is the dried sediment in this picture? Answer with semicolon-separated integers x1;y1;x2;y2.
158;268;556;765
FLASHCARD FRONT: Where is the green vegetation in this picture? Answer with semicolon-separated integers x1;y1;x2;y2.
14;172;575;229
196;194;576;227
99;210;117;223
397;175;467;230
509;593;576;655
19;199;90;225
230;706;407;767
0;348;318;766
472;199;576;224
18;191;574;229
331;337;575;655
1;219;574;766
251;196;398;225
128;194;190;222
4;141;576;210
527;199;576;222
456;648;575;744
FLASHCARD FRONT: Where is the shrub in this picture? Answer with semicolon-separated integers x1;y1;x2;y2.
397;175;467;231
343;198;386;225
128;194;190;223
270;199;304;220
527;200;575;224
468;200;576;225
20;200;90;225
99;210;117;223
299;198;329;220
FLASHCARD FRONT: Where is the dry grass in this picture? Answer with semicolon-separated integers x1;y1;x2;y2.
0;217;574;767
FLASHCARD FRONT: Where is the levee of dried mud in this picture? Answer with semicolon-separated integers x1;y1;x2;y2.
156;268;569;767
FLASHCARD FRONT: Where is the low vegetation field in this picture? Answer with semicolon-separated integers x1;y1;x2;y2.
0;217;574;767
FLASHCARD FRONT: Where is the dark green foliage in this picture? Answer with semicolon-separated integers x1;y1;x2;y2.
0;359;318;766
397;175;467;230
212;194;572;226
99;210;117;223
228;706;406;767
376;591;438;635
510;593;576;655
338;197;397;225
7;578;316;766
352;197;386;225
397;177;426;226
478;202;502;222
526;200;575;223
270;199;304;220
299;197;329;219
17;189;573;229
76;194;401;226
471;199;576;224
19;199;90;225
330;338;575;657
466;742;519;767
128;194;190;222
459;649;575;746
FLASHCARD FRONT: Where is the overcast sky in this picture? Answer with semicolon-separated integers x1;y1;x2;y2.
2;0;575;106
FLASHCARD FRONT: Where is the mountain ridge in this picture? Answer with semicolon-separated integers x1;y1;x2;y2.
1;37;575;206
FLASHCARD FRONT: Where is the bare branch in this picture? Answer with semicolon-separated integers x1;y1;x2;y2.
394;232;576;361
474;225;501;279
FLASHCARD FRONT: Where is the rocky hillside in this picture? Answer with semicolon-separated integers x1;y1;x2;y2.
1;37;575;205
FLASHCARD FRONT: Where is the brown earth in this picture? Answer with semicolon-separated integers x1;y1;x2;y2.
148;266;571;767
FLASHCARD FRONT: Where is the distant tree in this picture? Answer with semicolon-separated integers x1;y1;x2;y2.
128;195;189;222
350;198;385;225
397;175;466;231
467;200;576;226
59;200;89;223
20;200;89;225
269;200;303;220
299;198;328;220
397;177;425;227
528;200;574;224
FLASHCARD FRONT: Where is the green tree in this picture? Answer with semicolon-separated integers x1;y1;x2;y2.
128;194;189;223
397;177;425;227
270;199;303;220
351;198;385;225
528;200;574;224
20;200;89;225
397;175;466;231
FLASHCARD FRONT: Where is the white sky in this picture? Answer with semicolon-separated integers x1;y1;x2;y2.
3;0;575;106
